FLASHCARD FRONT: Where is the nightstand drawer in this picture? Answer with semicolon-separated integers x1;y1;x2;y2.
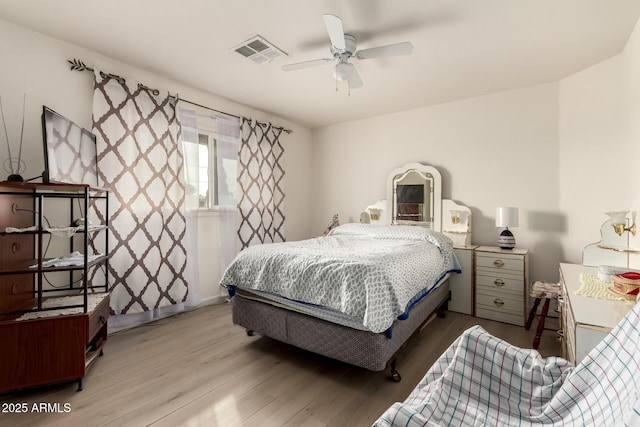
476;274;523;293
476;291;523;310
476;254;524;272
476;288;525;326
476;307;525;326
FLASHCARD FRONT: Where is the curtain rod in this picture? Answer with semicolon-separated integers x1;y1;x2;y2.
68;59;292;134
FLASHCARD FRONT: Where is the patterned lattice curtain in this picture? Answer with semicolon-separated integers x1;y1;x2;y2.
238;118;286;248
92;70;188;314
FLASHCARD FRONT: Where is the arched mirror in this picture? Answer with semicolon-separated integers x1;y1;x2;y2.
387;163;442;230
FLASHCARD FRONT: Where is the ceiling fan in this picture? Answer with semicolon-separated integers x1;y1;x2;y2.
282;14;413;89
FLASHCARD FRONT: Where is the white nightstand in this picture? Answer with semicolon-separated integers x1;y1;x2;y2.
448;245;478;315
475;246;529;326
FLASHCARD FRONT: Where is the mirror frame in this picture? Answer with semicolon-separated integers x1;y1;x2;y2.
386;162;442;231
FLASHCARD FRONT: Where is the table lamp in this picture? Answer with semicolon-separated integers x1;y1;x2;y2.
496;207;518;250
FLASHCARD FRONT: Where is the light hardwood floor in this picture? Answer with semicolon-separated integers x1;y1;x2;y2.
0;302;560;427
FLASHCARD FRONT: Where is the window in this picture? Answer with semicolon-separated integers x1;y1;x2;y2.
196;132;210;208
179;105;240;210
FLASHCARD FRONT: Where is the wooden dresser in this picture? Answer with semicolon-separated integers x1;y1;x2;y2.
0;182;110;392
558;263;633;364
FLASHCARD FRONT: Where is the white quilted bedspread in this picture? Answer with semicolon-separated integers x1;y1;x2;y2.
220;223;458;333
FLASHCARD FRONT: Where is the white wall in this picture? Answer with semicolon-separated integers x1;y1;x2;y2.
559;18;640;266
0;19;314;302
311;16;640;284
312;83;561;283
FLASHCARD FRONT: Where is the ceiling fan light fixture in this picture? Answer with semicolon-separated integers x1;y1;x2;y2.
333;62;354;81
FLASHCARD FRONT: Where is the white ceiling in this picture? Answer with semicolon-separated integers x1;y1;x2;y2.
1;0;639;129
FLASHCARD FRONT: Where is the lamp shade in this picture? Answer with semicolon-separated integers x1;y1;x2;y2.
605;211;628;225
333;62;354;81
496;207;518;228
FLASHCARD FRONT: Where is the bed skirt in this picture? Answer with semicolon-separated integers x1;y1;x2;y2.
231;281;450;372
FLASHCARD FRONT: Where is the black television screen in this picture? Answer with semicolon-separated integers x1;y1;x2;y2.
41;106;98;187
397;184;424;204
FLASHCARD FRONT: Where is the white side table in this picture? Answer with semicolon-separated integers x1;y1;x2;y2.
475;246;529;326
448;245;477;315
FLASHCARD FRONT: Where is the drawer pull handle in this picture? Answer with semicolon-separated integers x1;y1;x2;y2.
557;330;564;338
493;298;505;307
494;279;505;287
99;315;107;325
493;259;504;268
557;295;564;305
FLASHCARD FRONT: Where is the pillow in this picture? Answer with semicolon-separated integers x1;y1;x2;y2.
328;223;453;252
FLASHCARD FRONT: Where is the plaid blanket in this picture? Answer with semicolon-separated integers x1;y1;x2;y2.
373;301;640;426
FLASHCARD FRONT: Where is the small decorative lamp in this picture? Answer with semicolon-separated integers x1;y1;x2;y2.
496;207;519;250
605;211;637;236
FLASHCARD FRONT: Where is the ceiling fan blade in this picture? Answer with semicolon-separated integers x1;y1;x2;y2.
349;66;363;89
323;14;346;51
281;58;332;71
355;41;413;60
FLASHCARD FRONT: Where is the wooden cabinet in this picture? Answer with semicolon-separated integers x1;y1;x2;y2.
448;245;477;315
558;263;632;364
0;182;110;393
475;246;529;326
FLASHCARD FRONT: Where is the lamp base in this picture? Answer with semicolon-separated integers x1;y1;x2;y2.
6;174;24;182
498;228;515;250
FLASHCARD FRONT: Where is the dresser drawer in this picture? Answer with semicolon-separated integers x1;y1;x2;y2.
0;194;34;229
0;275;34;314
0;234;34;269
88;294;110;341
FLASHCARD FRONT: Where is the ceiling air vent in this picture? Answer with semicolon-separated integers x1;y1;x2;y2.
232;36;287;64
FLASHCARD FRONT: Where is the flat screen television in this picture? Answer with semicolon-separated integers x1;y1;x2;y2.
41;106;98;187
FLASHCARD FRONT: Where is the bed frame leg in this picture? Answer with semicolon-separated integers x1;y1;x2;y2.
436;295;448;318
390;359;402;382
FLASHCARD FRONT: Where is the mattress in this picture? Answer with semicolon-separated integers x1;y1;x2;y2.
234;271;451;333
221;223;459;333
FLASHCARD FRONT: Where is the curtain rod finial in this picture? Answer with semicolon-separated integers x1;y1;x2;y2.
68;58;93;72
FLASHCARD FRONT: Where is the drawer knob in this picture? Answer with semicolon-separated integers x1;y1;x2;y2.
99;315;107;325
493;298;505;307
493;259;504;268
11;242;21;254
494;279;505;287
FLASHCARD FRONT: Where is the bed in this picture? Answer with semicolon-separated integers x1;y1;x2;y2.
220;163;472;380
